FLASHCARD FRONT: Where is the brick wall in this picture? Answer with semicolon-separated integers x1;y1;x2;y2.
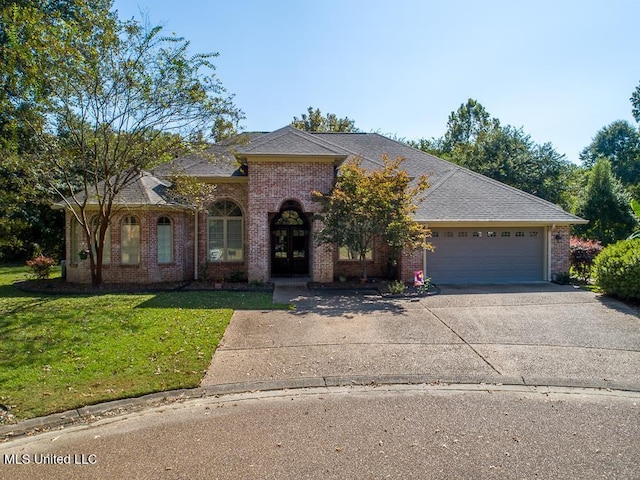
333;237;392;280
65;208;193;284
247;160;335;282
400;248;424;283
550;225;571;279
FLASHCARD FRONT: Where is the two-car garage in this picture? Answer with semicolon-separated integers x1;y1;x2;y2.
425;227;546;284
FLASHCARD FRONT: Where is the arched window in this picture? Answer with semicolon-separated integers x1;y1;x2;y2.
121;216;140;265
157;216;173;263
208;201;243;261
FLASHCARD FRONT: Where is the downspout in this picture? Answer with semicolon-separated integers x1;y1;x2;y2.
423;245;427;281
547;224;555;282
194;209;199;280
422;229;428;280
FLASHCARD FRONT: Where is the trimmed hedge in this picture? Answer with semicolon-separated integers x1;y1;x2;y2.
593;238;640;300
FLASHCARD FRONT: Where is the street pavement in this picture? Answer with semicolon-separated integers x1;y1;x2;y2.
1;385;639;479
1;283;639;479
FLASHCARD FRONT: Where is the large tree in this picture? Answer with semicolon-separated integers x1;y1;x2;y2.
574;159;637;244
12;7;242;285
580;120;640;188
440;98;500;154
410;99;574;208
0;0;113;259
631;81;640;124
291;107;358;132
312;156;431;281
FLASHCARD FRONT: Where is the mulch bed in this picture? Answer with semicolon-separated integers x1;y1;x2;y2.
13;278;273;295
13;277;439;298
309;279;440;297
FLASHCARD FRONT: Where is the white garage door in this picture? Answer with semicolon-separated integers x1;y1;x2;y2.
426;228;545;284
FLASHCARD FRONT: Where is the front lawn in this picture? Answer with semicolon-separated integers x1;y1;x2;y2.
0;266;285;421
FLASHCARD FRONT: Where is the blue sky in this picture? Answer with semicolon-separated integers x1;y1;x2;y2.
113;0;640;164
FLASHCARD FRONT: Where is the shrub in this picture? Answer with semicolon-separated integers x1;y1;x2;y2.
593;238;640;300
227;270;246;283
387;280;406;294
570;237;603;282
26;255;57;280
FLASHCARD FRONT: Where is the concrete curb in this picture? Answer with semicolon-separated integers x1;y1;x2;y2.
3;375;639;442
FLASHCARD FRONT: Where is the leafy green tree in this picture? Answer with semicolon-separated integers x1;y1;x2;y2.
17;11;243;285
0;0;112;260
0;155;63;259
405;136;444;156
631;81;640;123
312;156;431;281
630;199;640;239
441;98;500;154
450;125;573;207
291;107;358;132
574;159;637;244
409;99;573;208
580;120;640;187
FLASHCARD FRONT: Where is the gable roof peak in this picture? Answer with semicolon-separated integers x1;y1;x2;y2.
235;125;349;158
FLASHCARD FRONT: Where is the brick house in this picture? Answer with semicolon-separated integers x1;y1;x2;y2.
58;126;587;285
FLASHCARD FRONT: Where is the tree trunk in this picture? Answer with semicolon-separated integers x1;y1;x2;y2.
360;253;368;282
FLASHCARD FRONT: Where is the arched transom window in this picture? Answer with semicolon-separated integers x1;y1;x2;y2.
208;201;243;261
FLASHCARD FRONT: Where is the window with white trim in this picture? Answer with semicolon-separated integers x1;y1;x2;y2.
157;216;173;263
121;216;140;265
208;201;243;261
339;246;373;261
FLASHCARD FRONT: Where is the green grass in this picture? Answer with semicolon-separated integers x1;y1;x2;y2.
0;266;286;421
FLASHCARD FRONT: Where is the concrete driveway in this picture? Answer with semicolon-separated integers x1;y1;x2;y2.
202;284;640;392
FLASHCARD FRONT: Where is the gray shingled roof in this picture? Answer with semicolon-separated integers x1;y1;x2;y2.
145;127;585;225
235;126;349;158
152;144;245;178
53;170;182;209
312;132;586;224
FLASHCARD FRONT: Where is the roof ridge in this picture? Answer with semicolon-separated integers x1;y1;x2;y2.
287;126;350;155
239;125;348;156
422;167;459;197
309;131;386;168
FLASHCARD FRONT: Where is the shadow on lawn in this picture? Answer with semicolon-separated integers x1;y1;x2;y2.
12;279;282;310
135;290;282;310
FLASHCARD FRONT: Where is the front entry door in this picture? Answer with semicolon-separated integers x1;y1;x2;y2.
271;209;309;275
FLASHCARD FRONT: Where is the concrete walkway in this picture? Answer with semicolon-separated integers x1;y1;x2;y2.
203;283;640;393
271;277;311;304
